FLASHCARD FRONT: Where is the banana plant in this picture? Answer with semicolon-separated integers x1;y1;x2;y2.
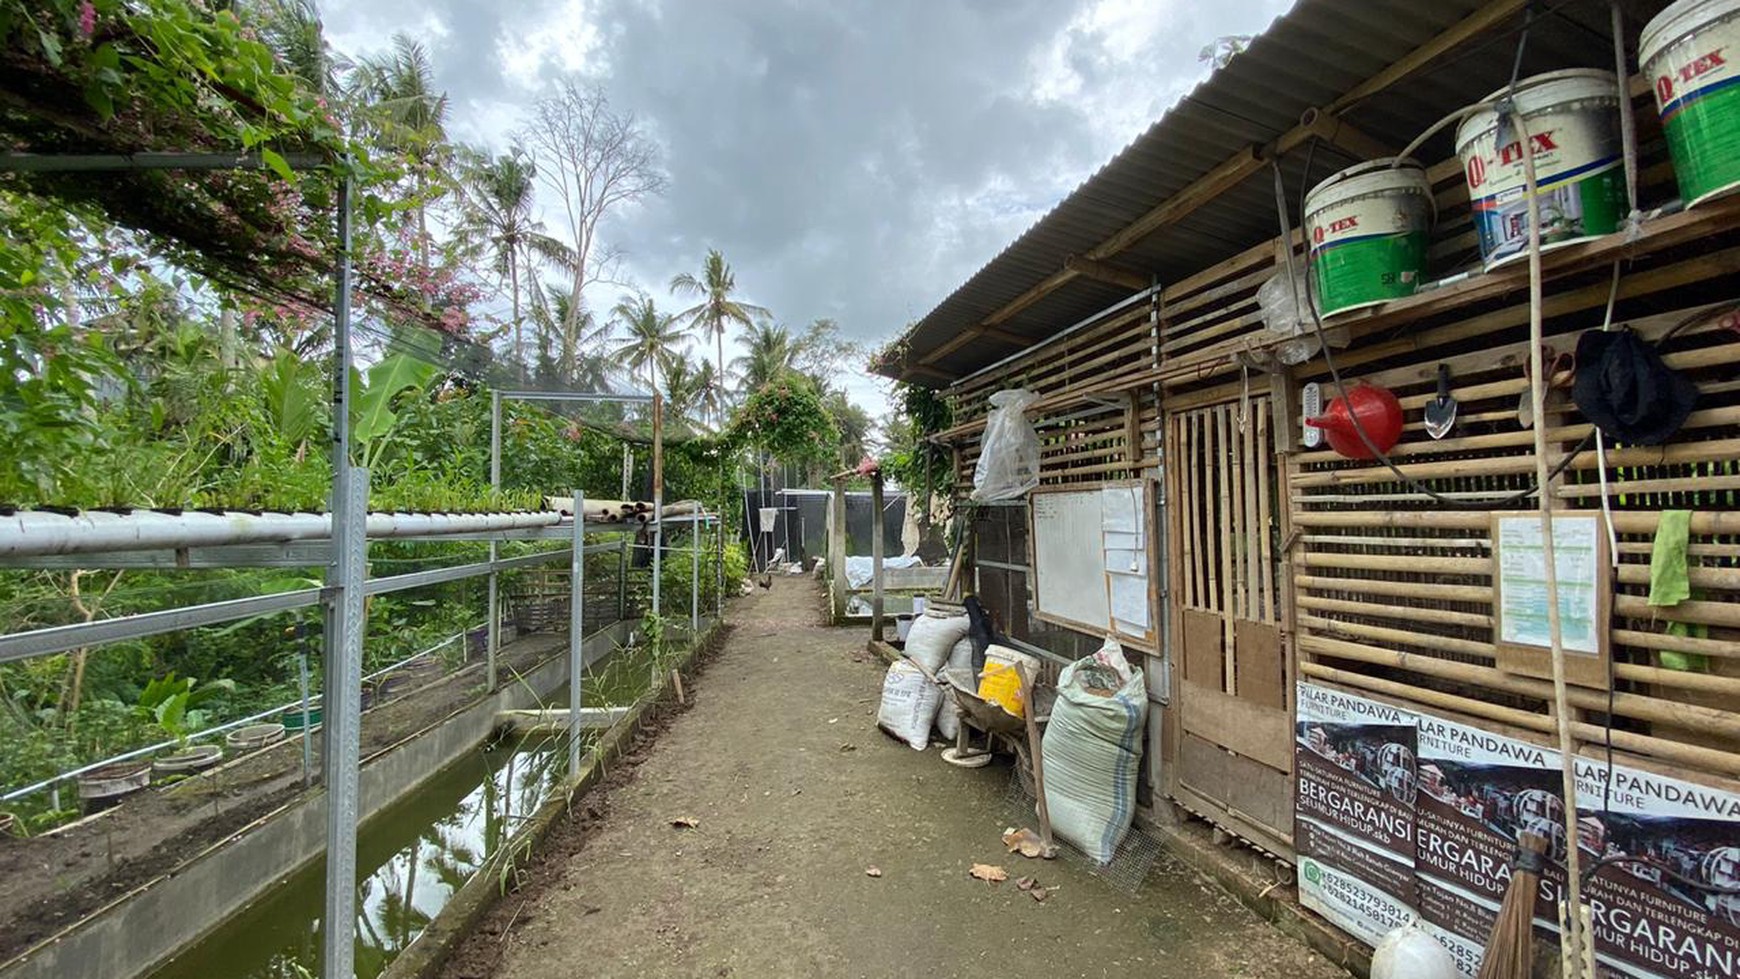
134;673;237;749
259;348;327;456
349;352;440;470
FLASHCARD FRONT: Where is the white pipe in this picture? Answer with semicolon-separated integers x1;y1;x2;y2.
0;509;562;558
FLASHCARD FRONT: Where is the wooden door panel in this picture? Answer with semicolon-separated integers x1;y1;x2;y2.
1179;679;1293;773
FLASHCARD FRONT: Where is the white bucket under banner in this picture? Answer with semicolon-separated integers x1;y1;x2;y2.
1643;0;1740;207
1455;69;1627;268
1303;158;1435;317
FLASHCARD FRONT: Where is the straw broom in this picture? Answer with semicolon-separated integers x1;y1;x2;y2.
1476;830;1549;979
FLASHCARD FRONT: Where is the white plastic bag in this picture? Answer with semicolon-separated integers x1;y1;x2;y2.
1040;656;1148;864
904;610;970;673
971;389;1041;501
1371;924;1457;979
877;659;943;750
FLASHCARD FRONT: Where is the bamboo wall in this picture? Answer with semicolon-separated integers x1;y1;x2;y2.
941;77;1740;793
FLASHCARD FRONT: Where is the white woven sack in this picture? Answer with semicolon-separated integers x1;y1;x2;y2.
1039;658;1147;864
903;611;969;673
877;658;942;751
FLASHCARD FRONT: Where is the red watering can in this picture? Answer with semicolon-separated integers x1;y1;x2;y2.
1305;383;1403;459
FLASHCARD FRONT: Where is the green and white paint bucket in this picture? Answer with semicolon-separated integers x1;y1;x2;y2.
1304;158;1434;316
1455;69;1627;268
1643;0;1740;207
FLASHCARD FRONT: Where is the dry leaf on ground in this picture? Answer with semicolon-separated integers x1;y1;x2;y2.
1030;885;1051;902
670;817;699;829
969;863;1008;883
1002;826;1049;859
1015;876;1036;891
865;866;882;878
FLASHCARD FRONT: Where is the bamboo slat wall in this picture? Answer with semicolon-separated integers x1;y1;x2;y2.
939;77;1740;789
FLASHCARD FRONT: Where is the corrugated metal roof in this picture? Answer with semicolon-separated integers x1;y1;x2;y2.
882;0;1655;384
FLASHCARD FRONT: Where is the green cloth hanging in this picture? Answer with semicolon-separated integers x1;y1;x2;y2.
1649;510;1692;607
1649;510;1704;671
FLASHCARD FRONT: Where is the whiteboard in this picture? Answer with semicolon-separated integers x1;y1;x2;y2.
1028;481;1154;647
1030;489;1110;631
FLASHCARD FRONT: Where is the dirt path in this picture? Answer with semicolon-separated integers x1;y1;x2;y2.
476;579;1346;979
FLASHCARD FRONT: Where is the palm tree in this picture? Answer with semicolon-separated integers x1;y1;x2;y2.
454;149;568;375
669;249;768;425
351;34;450;271
610;293;682;396
250;0;346;97
530;280;616;390
661;353;708;430
731;321;800;392
690;359;724;426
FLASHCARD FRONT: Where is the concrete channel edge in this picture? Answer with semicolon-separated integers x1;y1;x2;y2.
381;618;730;979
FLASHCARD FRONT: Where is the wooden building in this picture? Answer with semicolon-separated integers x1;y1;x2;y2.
874;0;1739;884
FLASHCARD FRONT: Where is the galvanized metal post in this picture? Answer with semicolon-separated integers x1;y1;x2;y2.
487;390;502;692
569;490;584;777
617;537;629;621
321;169;365;979
650;393;663;619
690;509;700;632
297;649;312;789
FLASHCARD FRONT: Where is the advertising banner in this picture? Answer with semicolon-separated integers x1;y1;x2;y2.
1574;757;1740;979
1295;683;1419;944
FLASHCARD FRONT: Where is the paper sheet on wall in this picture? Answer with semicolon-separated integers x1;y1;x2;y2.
1101;486;1140;533
1496;515;1600;654
1110;572;1149;629
1106;548;1145;575
1102;531;1142;551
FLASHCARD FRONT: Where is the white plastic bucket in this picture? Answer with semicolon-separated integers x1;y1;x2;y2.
1303;158;1434;316
1643;0;1740;207
895;613;914;642
912;594;928;616
1454;69;1627;268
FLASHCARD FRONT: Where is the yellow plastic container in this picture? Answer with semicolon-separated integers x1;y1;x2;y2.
977;646;1041;718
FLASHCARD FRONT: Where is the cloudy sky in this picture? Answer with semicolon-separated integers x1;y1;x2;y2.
322;0;1293;419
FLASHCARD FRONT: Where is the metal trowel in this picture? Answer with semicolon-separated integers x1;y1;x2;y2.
1424;363;1457;439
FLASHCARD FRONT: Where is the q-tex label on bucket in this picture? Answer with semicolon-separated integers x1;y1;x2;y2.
1650;13;1740;206
1462;110;1625;265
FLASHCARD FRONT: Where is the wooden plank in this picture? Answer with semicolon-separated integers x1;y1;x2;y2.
1182;608;1223;687
1172;761;1296;859
1323;0;1529;114
1235;620;1286;711
1066;255;1148;290
1216;407;1235;676
1180;679;1293;772
1255;400;1274;622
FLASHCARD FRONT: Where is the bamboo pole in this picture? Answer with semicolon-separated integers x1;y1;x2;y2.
1293;573;1492;604
1255;401;1273;620
1299;662;1740;777
1215;406;1235;679
1299;634;1740;741
1296;594;1492;629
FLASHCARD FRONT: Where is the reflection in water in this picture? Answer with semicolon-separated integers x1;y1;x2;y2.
148;735;574;979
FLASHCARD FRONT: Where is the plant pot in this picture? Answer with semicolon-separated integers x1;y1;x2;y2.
284;701;323;730
153;743;223;775
77;760;151;808
225;722;286;752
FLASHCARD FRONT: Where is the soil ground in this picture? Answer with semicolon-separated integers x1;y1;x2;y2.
0;630;572;962
453;579;1348;979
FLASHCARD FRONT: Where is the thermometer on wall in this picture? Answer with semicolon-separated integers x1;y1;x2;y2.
1301;381;1323;449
